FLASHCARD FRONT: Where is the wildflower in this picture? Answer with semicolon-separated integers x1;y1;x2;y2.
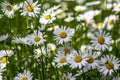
47;43;56;52
85;50;100;69
74;5;87;12
98;55;120;76
90;30;112;51
67;50;88;69
21;0;41;17
54;52;68;68
27;30;46;46
1;1;15;18
14;70;33;80
54;26;74;44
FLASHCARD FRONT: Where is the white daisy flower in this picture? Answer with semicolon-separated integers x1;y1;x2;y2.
113;3;120;12
34;47;46;59
96;22;106;30
98;55;120;76
0;34;8;42
67;50;88;69
27;30;46;46
21;0;41;17
57;12;67;19
12;37;30;45
1;1;15;18
85;50;100;69
54;52;68;68
80;45;92;52
58;44;74;55
90;30;112;51
62;73;76;80
14;70;33;80
39;8;56;25
47;43;56;52
74;5;87;12
104;15;118;30
54;26;74;44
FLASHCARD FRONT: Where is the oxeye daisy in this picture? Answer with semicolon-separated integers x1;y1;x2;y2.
47;43;56;52
58;44;74;55
27;30;46;46
1;1;14;18
85;50;100;69
113;3;120;12
12;37;30;45
21;0;41;17
67;50;88;69
53;26;74;44
0;34;8;42
104;15;118;30
14;70;33;80
62;73;76;80
98;55;120;76
1;50;14;57
39;8;56;25
90;30;112;51
54;52;68;68
34;47;46;59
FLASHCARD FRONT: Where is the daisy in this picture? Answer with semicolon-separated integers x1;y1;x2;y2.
14;70;33;80
80;45;92;52
39;8;56;25
62;73;76;80
58;44;74;55
54;52;68;68
90;30;112;51
64;16;74;22
27;30;46;46
0;34;8;42
104;15;118;30
47;43;56;52
113;3;120;12
12;37;30;45
34;47;46;59
74;5;87;12
21;0;41;17
53;26;74;44
1;1;15;18
57;12;67;19
98;55;120;76
85;50;100;69
67;50;88;69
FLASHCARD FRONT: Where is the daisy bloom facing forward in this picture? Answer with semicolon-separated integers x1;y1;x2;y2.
90;30;112;51
21;0;41;17
98;55;120;76
54;26;74;44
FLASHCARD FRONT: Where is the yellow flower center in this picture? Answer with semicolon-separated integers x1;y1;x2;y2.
59;32;67;38
34;36;41;42
48;46;53;51
27;5;34;12
106;62;114;70
1;57;7;63
6;5;12;11
64;48;70;54
45;15;51;20
108;19;114;25
118;5;120;9
74;56;82;63
76;8;82;12
98;37;105;44
87;56;94;63
97;23;103;27
21;76;28;80
65;77;70;80
60;58;66;63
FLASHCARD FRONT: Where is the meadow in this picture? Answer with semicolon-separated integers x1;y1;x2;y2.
0;0;120;80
